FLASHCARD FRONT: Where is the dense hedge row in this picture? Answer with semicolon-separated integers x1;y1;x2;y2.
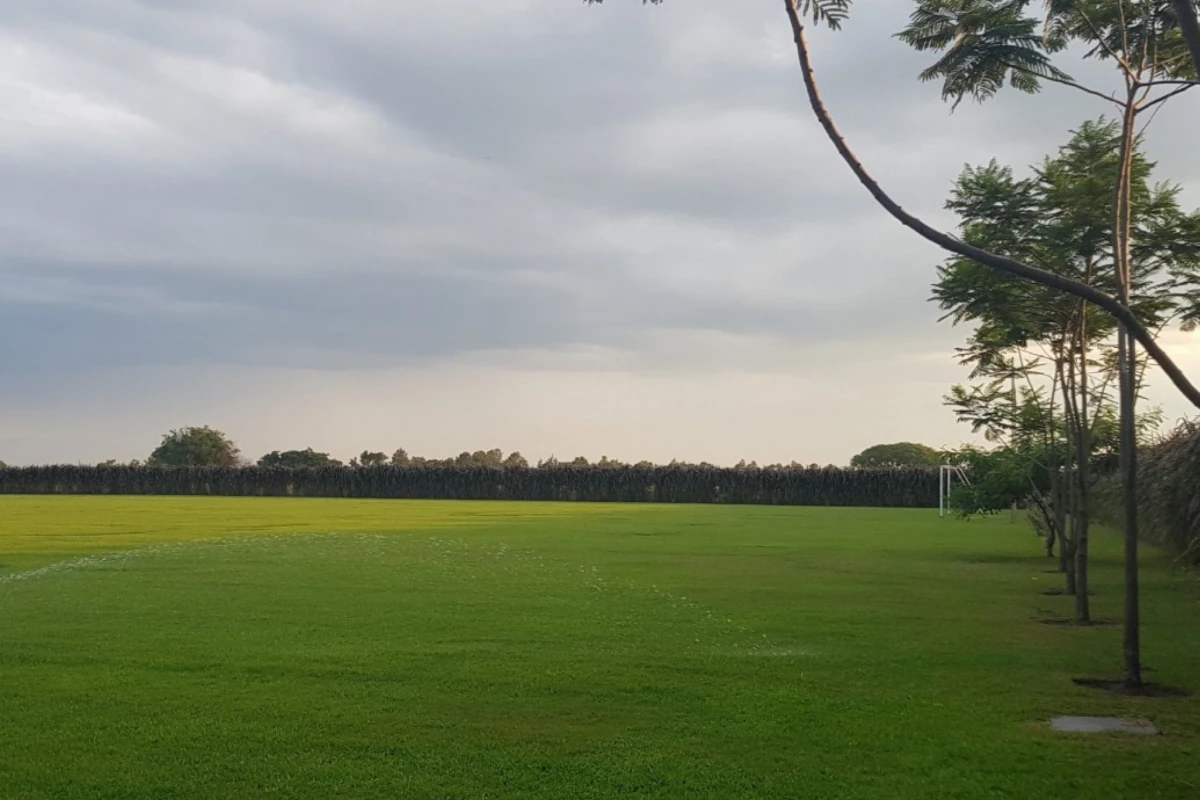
1093;423;1200;565
0;464;939;508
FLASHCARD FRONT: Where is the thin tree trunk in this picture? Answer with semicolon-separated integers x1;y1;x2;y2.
1044;497;1057;557
1172;0;1200;78
1120;328;1142;685
1065;470;1078;597
1032;488;1057;557
1075;307;1091;623
1056;467;1069;574
781;0;1200;410
1114;91;1142;686
1060;359;1080;597
1052;359;1070;575
1010;373;1019;524
1044;391;1059;559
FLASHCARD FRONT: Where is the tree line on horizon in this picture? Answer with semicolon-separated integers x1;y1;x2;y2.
0;460;941;508
5;426;941;472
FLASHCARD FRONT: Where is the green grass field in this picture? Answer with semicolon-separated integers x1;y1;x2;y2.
1;496;1198;799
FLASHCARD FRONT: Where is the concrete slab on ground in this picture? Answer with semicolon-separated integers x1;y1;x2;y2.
1049;716;1158;734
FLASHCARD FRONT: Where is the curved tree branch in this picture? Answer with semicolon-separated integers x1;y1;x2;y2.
1140;81;1197;112
783;0;1200;410
1000;61;1124;107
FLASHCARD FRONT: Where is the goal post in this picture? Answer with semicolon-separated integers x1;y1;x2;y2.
938;464;970;518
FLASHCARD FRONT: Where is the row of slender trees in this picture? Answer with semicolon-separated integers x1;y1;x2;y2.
0;463;940;507
936;117;1200;624
799;0;1200;691
592;1;1200;689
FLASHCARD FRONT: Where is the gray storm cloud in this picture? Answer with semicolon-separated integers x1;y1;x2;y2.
2;0;1198;465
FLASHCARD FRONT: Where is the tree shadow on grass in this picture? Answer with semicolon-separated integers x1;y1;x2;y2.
960;553;1046;566
1073;678;1190;698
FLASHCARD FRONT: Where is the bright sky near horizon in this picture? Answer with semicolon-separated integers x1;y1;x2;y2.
3;0;1199;467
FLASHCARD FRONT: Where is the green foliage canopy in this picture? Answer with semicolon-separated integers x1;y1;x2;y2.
850;442;941;467
147;427;241;467
257;449;343;469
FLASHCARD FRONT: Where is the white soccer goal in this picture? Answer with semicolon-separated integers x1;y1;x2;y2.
938;464;970;518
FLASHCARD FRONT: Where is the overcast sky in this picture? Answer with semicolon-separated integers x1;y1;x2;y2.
3;0;1199;467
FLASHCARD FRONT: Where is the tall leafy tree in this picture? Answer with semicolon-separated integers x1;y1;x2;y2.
778;0;1200;409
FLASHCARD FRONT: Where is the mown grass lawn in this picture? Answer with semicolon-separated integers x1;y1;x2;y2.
1;496;1197;799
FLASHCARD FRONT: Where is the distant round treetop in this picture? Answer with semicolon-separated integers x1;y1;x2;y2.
148;426;241;467
850;442;940;468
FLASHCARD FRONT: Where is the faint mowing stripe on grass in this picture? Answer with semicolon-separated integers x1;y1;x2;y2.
0;530;781;660
0;533;344;590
